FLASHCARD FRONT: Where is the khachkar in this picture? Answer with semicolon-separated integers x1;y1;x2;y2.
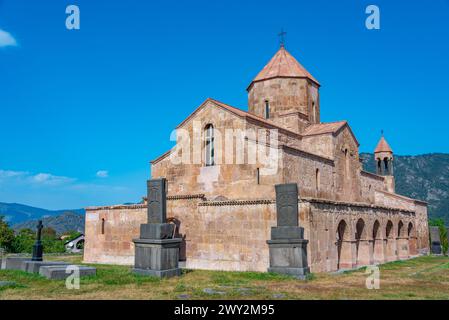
267;183;310;279
32;220;44;262
133;178;182;278
429;226;442;255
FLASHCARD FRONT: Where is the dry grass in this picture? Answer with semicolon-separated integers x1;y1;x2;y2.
0;255;448;300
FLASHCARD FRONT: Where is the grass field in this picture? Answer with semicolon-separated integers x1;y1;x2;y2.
0;255;448;300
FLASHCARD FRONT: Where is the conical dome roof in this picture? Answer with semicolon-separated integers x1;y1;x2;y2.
375;136;393;153
249;46;319;88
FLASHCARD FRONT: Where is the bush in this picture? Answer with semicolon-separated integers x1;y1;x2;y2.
10;229;34;253
0;216;15;252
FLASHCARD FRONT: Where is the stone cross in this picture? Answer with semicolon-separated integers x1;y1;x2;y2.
278;29;287;47
275;183;299;227
32;220;44;261
36;220;43;241
147;178;167;224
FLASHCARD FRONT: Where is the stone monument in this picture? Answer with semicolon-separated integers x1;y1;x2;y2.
429;226;442;255
32;220;44;262
133;178;182;278
267;183;310;279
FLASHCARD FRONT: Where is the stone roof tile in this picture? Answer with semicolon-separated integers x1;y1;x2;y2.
249;46;319;88
375;136;393;153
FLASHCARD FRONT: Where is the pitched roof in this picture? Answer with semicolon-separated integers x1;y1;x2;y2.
375;136;393;153
176;98;301;138
302;121;360;147
302;121;347;136
248;46;320;89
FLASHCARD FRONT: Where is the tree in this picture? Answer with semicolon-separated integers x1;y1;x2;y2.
11;229;35;253
0;215;15;252
429;218;448;254
42;227;57;239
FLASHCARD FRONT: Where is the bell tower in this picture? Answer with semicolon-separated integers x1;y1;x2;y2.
374;133;395;193
247;45;320;133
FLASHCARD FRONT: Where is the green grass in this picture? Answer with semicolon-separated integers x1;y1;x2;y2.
0;255;448;300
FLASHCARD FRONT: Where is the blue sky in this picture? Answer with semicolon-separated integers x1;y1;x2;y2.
0;0;448;210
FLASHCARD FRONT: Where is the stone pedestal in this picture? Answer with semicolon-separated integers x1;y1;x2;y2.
267;236;310;279
133;178;182;278
133;238;182;278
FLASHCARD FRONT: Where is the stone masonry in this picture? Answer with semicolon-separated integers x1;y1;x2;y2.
84;45;430;273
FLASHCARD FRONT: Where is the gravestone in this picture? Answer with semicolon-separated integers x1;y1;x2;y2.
32;220;44;261
267;183;310;279
3;256;31;270
430;226;442;255
133;178;181;278
22;261;69;273
39;265;96;280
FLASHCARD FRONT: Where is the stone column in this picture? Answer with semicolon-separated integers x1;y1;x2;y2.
267;184;310;279
373;238;386;264
339;240;356;269
356;239;373;267
396;237;409;259
385;237;397;262
133;179;182;278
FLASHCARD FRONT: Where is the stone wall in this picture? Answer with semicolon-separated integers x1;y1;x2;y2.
83;195;429;273
247;78;318;133
83;205;146;265
360;170;386;203
301;198;421;272
374;190;429;254
282;146;335;200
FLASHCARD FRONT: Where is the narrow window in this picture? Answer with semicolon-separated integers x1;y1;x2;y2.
205;124;215;166
257;168;260;185
265;100;270;119
384;158;389;174
315;168;320;191
101;218;105;235
345;149;350;179
311;101;316;122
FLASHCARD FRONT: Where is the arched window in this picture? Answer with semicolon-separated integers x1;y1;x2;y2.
101;218;105;235
265;100;270;119
205;124;215;166
377;159;382;175
384;158;389;174
315;168;320;191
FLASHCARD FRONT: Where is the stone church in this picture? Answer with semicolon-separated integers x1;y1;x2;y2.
84;45;429;273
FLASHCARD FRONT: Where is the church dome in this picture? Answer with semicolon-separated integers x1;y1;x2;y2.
248;46;320;89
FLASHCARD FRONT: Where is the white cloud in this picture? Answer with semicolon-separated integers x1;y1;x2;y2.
96;170;109;178
31;173;76;186
0;169;75;186
0;29;17;48
0;170;28;179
